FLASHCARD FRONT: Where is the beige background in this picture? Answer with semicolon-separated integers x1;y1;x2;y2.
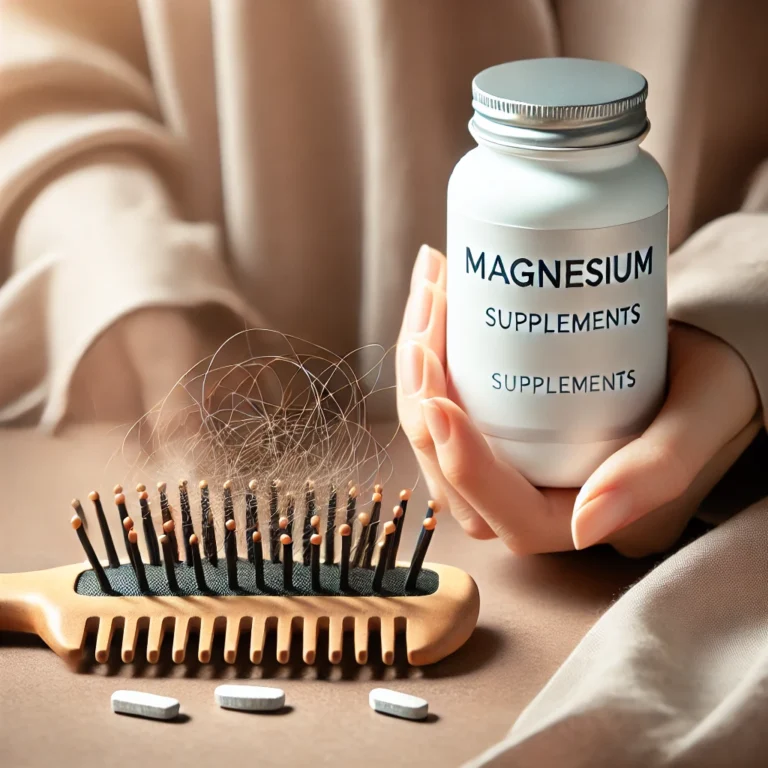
6;425;764;767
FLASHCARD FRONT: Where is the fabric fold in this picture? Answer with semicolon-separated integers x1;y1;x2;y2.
468;495;768;767
668;212;768;430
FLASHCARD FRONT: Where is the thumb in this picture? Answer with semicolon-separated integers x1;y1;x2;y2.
571;326;758;550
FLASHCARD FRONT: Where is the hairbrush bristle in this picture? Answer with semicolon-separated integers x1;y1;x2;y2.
189;534;207;592
361;492;383;569
71;513;114;594
388;489;410;568
245;482;258;563
160;533;180;593
373;521;396;593
324;486;337;565
339;523;352;592
252;530;265;591
310;533;322;592
224;519;238;590
281;534;293;590
138;491;161;566
178;480;194;565
70;498;87;529
269;481;280;563
127;529;149;593
59;333;470;664
302;483;316;566
406;515;437;593
88;491;120;568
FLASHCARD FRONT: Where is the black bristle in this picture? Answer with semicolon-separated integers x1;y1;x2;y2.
115;494;131;554
200;482;216;564
158;485;171;523
302;484;315;566
352;513;370;569
345;488;357;525
310;535;321;592
223;482;234;524
189;535;207;592
225;520;239;590
252;532;266;591
138;494;161;566
282;536;294;590
157;484;179;563
362;495;382;569
339;527;351;592
71;499;87;529
405;519;436;593
285;495;295;540
179;481;194;566
246;483;258;563
160;534;180;593
388;492;409;568
269;481;280;563
373;524;395;593
128;531;150;593
72;514;115;594
204;510;218;565
89;492;120;568
324;486;337;564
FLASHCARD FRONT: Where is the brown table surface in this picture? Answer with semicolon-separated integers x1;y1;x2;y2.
5;423;748;767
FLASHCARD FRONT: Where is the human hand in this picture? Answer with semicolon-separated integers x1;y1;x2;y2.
396;245;760;556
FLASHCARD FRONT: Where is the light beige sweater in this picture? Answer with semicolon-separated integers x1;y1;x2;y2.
2;3;768;765
1;0;767;430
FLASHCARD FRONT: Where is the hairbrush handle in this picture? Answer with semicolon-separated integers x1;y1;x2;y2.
0;570;40;634
0;561;481;667
0;566;86;666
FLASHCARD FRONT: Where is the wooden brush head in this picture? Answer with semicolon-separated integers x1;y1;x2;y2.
0;560;479;667
0;481;480;667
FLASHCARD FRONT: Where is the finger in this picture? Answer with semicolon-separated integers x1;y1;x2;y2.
421;396;576;554
397;341;496;539
607;417;761;557
398;244;493;538
399;246;447;366
571;326;759;549
410;243;446;293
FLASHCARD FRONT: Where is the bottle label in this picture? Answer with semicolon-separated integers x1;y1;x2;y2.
446;208;668;444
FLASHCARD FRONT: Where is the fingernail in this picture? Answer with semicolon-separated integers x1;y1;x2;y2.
412;244;441;287
573;483;595;512
407;283;433;333
421;399;451;445
399;342;424;396
571;489;634;550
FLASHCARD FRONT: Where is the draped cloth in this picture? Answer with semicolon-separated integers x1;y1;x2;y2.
1;0;767;428
1;2;768;765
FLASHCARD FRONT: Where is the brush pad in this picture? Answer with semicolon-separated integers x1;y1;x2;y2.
76;560;439;598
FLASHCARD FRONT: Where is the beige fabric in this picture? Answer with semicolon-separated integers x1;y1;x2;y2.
1;2;768;766
469;495;768;768
1;0;768;428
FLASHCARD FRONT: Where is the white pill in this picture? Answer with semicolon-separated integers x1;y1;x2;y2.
369;688;428;721
214;684;286;712
111;690;180;721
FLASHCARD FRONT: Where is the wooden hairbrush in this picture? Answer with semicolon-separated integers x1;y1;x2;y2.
0;481;479;668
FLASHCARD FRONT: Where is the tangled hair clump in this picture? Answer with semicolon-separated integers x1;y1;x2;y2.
118;330;400;530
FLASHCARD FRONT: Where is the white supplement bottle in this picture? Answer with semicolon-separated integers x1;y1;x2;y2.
446;58;669;488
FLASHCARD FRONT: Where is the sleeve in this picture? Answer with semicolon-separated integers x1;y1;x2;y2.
0;0;259;430
668;161;768;429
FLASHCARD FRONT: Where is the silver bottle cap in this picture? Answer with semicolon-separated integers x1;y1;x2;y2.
471;58;648;150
